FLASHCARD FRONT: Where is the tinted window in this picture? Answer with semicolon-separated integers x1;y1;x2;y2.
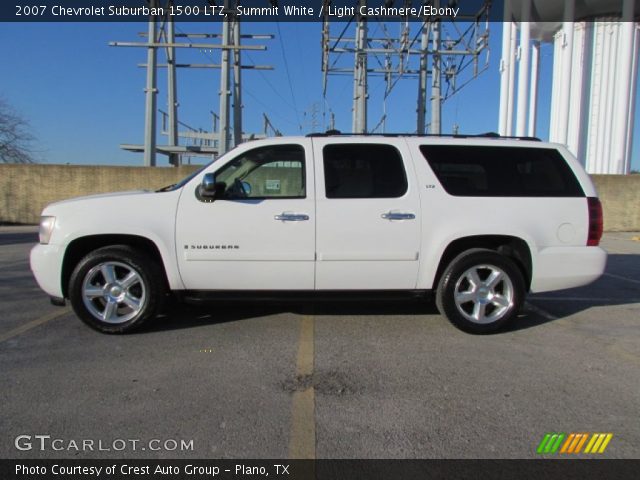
420;145;584;197
216;145;305;199
323;144;407;198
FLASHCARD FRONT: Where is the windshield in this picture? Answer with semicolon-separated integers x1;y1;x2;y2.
155;145;242;192
155;164;208;192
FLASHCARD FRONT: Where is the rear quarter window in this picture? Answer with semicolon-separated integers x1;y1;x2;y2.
419;145;585;197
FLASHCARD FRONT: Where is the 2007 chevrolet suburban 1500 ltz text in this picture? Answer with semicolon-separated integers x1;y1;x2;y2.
30;133;607;334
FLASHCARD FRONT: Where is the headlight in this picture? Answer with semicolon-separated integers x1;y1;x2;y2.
39;216;56;244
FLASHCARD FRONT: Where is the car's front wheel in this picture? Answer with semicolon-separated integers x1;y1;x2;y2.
436;249;525;334
68;246;165;333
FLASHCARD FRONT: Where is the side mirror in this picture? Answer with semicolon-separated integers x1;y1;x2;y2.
199;173;226;201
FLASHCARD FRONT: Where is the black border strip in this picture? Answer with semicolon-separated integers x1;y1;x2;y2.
3;1;639;23
2;459;640;480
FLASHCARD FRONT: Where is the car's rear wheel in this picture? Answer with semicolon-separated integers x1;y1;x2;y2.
69;246;165;333
436;249;525;334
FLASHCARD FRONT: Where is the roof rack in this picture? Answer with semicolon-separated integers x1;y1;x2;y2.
306;130;541;142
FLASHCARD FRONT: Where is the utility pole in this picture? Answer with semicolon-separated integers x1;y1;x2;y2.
143;0;158;166
232;18;242;147
166;17;179;166
352;0;368;133
219;0;232;155
417;19;430;135
430;0;442;135
111;0;273;163
322;0;490;136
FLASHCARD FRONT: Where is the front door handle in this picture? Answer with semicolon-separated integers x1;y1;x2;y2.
274;213;310;221
381;211;416;221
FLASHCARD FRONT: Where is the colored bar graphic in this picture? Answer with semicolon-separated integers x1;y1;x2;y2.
584;434;599;453
538;433;613;454
574;433;589;453
550;433;565;453
537;433;566;454
545;434;559;453
598;434;613;453
560;434;575;453
567;434;581;453
584;433;614;454
537;433;552;454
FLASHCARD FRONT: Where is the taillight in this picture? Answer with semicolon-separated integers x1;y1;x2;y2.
587;197;603;246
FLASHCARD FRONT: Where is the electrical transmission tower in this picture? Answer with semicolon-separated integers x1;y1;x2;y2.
110;0;274;166
321;0;491;134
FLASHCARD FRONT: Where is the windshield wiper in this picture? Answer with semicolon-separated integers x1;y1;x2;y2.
156;184;176;192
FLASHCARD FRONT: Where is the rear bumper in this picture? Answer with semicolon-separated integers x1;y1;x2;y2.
530;246;607;293
30;244;64;298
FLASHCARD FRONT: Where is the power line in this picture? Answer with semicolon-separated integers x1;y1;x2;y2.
276;22;303;132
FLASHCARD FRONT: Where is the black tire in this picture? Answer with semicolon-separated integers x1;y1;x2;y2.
68;245;166;334
435;249;525;334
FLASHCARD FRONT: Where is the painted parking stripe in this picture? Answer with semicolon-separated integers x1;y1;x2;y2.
0;308;71;343
288;315;315;459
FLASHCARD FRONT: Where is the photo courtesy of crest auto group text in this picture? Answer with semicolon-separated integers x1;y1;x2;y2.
1;1;640;479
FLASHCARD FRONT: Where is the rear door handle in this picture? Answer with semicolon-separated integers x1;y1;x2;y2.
381;211;416;221
274;213;310;221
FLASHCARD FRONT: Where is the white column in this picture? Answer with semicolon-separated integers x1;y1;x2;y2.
516;6;531;137
528;42;540;137
612;0;635;174
600;23;617;173
624;26;640;173
506;22;517;136
557;0;575;146
498;1;512;136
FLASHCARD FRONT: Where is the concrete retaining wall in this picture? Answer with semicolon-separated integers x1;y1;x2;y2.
1;164;639;231
0;164;199;225
591;175;640;232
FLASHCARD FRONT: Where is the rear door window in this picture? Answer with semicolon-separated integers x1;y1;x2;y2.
323;144;408;198
419;145;585;197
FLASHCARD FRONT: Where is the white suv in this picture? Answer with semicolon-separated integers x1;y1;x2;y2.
30;134;606;334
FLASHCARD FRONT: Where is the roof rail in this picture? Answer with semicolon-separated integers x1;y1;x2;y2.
306;130;541;142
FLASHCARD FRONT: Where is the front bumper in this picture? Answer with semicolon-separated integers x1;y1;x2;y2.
30;244;65;298
530;246;607;293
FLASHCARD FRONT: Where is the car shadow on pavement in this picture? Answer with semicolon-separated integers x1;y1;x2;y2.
146;298;439;333
505;253;640;333
143;253;640;334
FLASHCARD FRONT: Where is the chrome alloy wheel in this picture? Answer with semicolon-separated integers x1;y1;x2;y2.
453;264;515;324
81;261;146;324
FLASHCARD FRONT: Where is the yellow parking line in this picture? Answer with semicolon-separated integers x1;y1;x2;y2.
288;315;315;459
0;308;71;343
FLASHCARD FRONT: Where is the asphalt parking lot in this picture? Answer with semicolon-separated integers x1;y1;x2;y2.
1;227;639;459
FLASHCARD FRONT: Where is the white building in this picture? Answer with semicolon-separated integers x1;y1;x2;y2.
499;0;639;174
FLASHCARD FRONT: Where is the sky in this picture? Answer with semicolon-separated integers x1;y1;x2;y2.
0;20;639;171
